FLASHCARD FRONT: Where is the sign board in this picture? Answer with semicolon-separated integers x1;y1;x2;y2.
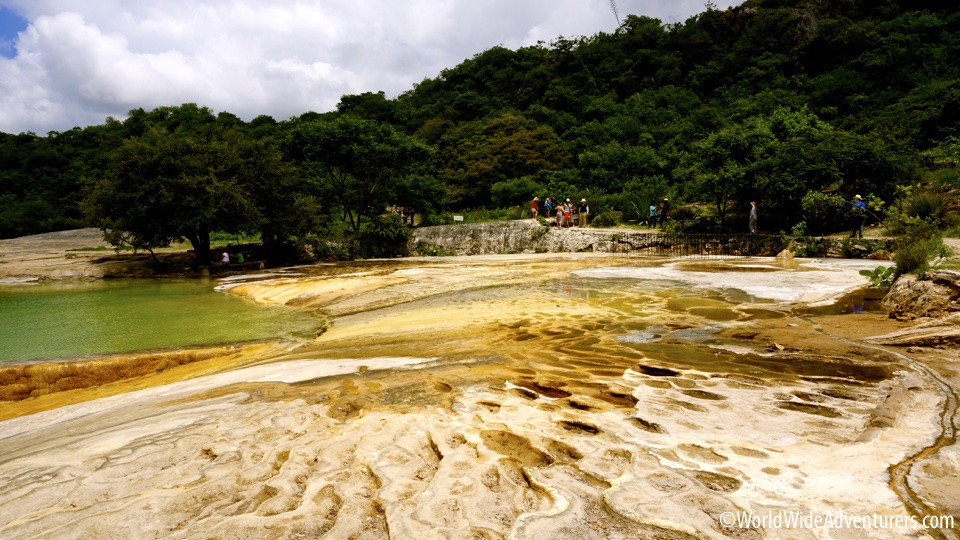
453;215;464;222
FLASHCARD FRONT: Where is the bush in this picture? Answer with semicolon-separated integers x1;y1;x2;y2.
894;221;947;276
859;266;896;289
414;242;451;256
357;214;410;258
801;191;848;235
885;186;958;235
590;211;621;228
906;189;955;229
504;206;526;220
490;177;545;209
794;236;830;257
585;193;622;216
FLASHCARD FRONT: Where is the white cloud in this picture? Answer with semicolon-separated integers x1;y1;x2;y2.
0;0;742;134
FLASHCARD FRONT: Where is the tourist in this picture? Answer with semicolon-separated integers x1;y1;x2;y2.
749;201;758;235
220;251;230;266
658;199;670;224
544;196;554;218
564;199;573;227
851;194;866;238
530;197;539;219
578;199;589;227
648;203;658;228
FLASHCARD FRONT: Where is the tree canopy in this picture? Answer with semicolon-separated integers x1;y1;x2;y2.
2;0;958;247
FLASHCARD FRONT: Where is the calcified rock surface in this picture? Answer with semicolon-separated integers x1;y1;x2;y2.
1;254;958;539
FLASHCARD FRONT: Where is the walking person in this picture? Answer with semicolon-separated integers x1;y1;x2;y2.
578;199;589;227
851;195;866;238
749;201;758;235
530;197;539;219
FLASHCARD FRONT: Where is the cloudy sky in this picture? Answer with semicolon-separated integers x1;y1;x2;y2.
0;0;741;135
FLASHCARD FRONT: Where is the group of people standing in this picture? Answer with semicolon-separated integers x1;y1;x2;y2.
646;198;671;228
530;193;869;236
530;196;589;228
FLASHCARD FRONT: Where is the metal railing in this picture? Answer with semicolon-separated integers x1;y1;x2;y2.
611;232;785;259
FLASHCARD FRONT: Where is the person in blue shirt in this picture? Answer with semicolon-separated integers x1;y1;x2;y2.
851;194;867;238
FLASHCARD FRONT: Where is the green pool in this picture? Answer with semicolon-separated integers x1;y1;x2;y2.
0;279;318;363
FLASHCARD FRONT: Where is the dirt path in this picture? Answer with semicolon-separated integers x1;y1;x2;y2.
0;229;195;282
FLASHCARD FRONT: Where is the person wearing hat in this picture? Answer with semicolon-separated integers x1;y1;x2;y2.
578;198;589;227
658;198;670;225
749;201;758;234
851;194;866;238
530;196;539;219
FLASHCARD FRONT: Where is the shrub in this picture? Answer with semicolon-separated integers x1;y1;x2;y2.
859;266;896;289
490;177;545;209
801;191;848;235
791;221;807;236
894;221;947;276
906;189;954;229
585;193;622;216
414;242;451;256
886;186;958;235
504;206;526;221
357;214;410;258
590;211;621;228
794;236;829;257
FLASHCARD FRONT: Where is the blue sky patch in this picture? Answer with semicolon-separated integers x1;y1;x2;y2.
0;6;28;58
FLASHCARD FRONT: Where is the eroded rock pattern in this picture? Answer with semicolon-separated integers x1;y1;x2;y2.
0;256;955;539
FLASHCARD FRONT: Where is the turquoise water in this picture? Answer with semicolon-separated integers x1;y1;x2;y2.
0;279;319;363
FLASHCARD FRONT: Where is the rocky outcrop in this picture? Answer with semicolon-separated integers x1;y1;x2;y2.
409;222;898;259
882;271;960;320
873;270;960;347
867;312;960;347
409;221;615;256
785;237;895;259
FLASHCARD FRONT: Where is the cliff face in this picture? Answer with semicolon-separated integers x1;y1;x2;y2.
408;221;616;256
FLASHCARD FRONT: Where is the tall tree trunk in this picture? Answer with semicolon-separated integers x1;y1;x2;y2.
184;228;211;267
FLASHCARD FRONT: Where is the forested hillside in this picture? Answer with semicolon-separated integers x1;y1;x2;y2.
2;0;958;255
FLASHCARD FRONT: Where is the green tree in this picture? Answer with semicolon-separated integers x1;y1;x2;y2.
86;125;263;266
440;114;568;208
283;117;437;232
679;119;774;232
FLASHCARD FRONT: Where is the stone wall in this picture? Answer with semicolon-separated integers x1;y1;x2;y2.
408;221;614;256
408;221;897;259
